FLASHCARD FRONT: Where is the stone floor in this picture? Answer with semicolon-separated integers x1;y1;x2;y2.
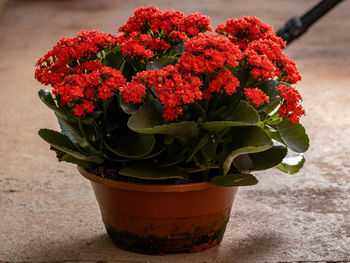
0;0;349;262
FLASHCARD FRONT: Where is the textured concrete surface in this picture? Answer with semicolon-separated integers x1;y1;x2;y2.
0;0;349;262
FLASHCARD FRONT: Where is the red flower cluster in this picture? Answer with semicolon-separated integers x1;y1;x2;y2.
244;39;301;83
216;16;284;50
205;68;240;99
54;61;126;116
35;9;304;124
35;31;125;117
179;33;241;73
120;65;203;121
35;30;118;87
117;6;211;60
244;88;269;107
277;84;305;124
178;33;241;99
216;16;301;84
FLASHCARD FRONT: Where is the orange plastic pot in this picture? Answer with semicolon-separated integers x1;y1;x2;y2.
78;167;238;254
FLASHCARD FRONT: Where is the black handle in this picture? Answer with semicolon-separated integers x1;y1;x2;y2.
277;0;344;45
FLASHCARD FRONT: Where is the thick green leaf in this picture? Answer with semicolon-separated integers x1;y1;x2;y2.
201;138;217;161
106;133;155;158
38;89;57;110
109;144;166;162
230;100;260;123
39;90;92;148
103;50;124;69
221;127;273;175
56;115;91;148
257;80;282;114
276;154;305;174
146;56;178;71
59;120;77;143
39;128;77;150
38;129;104;163
158;148;187;167
167;42;185;56
210;173;258;187
232;155;254;173
118;95;138;115
264;126;286;145
249;144;288;171
186;134;209;162
208;106;228;120
128;102;200;138
276;119;309;153
119;163;188;180
163;135;175;145
201;101;259;132
59;154;97;169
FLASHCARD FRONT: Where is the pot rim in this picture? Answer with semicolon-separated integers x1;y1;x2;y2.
78;166;219;193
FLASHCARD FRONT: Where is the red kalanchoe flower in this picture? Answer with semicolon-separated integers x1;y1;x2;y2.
35;30;118;87
204;68;240;99
277;84;305;123
178;33;241;98
153;65;203;120
277;53;302;84
119;65;203;120
244;87;269;107
180;13;212;36
117;7;212;60
243;38;301;83
53;62;126;116
216;16;285;50
119;79;147;104
179;33;242;74
117;33;155;60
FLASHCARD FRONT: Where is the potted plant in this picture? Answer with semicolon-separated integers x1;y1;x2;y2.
35;6;309;255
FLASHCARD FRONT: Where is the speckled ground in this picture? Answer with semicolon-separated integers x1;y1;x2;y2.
0;0;349;262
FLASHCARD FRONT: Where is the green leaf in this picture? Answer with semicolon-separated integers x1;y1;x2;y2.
201;101;259;132
108;144;166;162
249;144;288;171
230;100;260;123
59;154;97;169
38;90;92;148
167;42;185;56
119;163;188;180
232;155;254;173
128;102;200;138
38;89;57;110
210;173;258;187
59;120;77;143
186;134;210;162
118;94;138;115
146;56;178;71
106;133;155;158
221;127;273;175
264;126;285;145
276;154;305;174
275;119;309;153
201;138;217;161
257;80;282;114
158;148;187;168
163;135;175;145
103;49;124;69
38;129;104;163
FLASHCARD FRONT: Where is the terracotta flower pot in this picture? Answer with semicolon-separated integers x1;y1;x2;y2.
78;167;238;255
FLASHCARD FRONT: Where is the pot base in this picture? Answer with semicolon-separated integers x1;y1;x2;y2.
105;216;229;255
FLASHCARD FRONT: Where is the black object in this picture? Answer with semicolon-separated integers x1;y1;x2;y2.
277;0;344;45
